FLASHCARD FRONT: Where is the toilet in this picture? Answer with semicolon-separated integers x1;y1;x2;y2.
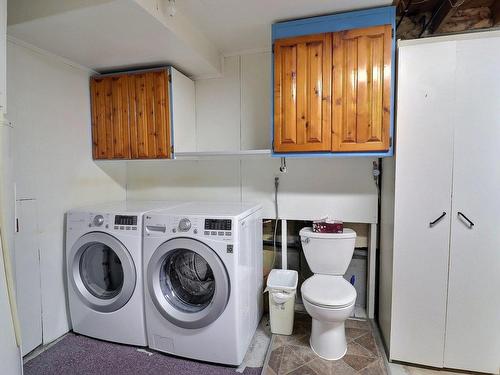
299;227;357;360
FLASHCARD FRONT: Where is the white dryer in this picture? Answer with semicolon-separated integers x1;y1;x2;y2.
143;202;263;365
65;201;183;346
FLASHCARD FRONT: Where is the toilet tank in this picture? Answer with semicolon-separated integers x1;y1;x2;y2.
299;227;356;275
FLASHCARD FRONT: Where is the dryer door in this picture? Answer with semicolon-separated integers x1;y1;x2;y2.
69;232;136;313
147;237;230;329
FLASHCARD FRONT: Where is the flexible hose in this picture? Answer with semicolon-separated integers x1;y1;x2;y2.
272;177;279;269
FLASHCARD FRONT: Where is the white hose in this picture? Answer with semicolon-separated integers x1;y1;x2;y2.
0;113;22;347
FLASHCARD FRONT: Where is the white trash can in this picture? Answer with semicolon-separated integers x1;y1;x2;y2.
265;269;298;335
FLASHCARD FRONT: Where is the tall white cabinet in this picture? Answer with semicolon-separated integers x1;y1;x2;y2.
380;32;500;375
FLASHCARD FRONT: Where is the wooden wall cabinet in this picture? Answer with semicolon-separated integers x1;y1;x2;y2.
272;7;395;156
91;68;183;160
332;25;392;152
273;33;332;153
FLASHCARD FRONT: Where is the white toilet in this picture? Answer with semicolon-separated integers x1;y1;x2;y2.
299;227;357;360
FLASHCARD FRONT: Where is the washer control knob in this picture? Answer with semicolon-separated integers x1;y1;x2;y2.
193;229;198;234
93;215;104;227
178;218;191;232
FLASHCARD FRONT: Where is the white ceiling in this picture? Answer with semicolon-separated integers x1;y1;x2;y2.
7;0;392;76
176;0;392;54
7;0;221;76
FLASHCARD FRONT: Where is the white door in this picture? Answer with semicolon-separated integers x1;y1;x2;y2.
390;40;456;366
445;35;500;374
15;199;43;355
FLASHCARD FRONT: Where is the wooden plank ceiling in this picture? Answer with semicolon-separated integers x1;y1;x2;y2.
395;0;500;39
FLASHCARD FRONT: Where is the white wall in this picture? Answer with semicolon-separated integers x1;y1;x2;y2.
0;0;22;372
127;53;378;224
7;39;127;344
5;47;377;347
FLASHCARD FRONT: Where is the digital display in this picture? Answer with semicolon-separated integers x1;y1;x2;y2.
204;219;232;231
114;215;137;226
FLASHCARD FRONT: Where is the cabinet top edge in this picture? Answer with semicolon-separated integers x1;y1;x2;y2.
272;6;395;41
398;28;500;47
91;66;170;79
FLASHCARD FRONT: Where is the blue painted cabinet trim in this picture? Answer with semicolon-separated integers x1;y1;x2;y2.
271;6;396;158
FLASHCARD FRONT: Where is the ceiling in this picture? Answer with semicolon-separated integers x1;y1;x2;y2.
7;0;393;76
399;0;496;16
7;0;221;76
177;0;392;54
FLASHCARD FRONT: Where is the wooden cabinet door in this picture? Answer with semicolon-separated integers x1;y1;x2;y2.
332;25;392;152
129;70;171;159
90;75;131;159
274;33;332;152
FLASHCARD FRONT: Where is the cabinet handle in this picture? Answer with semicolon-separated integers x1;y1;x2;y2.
458;212;474;228
429;212;446;227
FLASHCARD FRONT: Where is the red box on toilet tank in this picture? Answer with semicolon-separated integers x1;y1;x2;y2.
312;219;344;233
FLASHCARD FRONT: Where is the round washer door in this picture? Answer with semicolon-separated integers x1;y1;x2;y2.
147;237;230;329
69;232;136;313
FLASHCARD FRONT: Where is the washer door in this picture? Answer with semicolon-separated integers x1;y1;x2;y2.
147;237;230;329
69;232;136;313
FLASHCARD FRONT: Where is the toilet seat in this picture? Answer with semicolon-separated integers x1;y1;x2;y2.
301;275;356;309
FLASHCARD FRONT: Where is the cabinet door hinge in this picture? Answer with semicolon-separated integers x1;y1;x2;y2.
390;137;393;148
392;27;395;38
170;145;174;155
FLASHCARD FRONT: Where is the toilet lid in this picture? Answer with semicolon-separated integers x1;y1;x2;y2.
301;275;356;308
299;227;357;239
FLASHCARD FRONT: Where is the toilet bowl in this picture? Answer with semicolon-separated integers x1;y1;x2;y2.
299;227;357;360
301;275;356;360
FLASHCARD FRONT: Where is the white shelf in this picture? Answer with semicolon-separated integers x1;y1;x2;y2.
174;149;271;160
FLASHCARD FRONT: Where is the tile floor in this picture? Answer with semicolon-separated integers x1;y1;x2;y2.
263;313;386;375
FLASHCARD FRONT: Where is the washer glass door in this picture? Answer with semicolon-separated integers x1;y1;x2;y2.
80;243;124;299
160;249;215;313
148;238;230;329
70;232;136;313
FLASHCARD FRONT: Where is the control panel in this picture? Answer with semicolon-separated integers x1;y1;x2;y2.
66;212;140;234
203;218;232;238
115;215;138;226
113;215;138;231
144;215;233;239
204;219;232;231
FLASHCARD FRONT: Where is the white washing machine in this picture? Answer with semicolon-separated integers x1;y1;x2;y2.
65;201;184;346
143;202;263;365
